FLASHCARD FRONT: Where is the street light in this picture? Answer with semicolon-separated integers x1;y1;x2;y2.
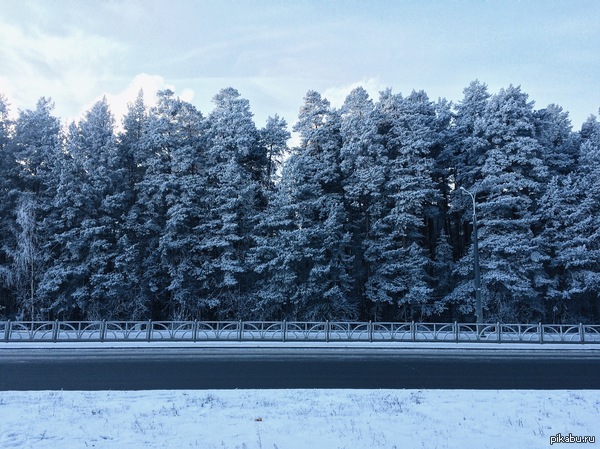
460;187;483;324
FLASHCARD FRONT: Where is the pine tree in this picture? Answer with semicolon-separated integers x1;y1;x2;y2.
198;157;260;318
429;229;455;317
449;81;491;188
0;94;15;317
534;104;578;177
112;90;152;318
287;91;356;319
209;87;266;182
128;90;201;319
445;81;491;257
579;112;600;144
197;88;266;319
363;90;437;320
260;114;290;188
540;115;600;322
450;86;550;322
250;170;299;319
3;98;62;319
338;87;385;315
433;81;492;318
39;98;123;319
158;96;212;319
253;91;356;320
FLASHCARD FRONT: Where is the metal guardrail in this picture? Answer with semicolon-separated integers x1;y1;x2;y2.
1;320;600;344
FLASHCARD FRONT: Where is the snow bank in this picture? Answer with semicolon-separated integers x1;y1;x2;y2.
0;389;598;448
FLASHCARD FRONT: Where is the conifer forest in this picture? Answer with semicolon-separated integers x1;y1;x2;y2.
1;81;599;323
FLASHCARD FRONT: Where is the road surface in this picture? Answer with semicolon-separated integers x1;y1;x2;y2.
1;346;599;390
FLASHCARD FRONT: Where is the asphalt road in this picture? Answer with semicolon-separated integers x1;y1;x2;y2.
1;347;599;390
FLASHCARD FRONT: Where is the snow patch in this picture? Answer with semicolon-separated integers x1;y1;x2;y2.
0;389;598;449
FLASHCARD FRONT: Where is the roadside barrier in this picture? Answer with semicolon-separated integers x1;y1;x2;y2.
2;320;599;344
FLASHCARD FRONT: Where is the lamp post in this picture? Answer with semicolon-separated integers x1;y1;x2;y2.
460;187;483;324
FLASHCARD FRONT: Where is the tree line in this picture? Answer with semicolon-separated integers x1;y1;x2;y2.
1;81;599;323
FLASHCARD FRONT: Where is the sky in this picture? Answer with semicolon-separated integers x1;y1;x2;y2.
0;0;599;133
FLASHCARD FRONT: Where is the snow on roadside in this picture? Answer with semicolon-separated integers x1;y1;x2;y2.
0;389;598;448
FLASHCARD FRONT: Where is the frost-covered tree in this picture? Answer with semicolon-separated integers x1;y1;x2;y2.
39;98;123;319
539;115;600;322
0;84;598;323
209;87;266;182
250;171;299;319
254;91;356;320
198;157;260;318
338;87;385;313
111;90;152;318
448;80;491;188
441;81;491;259
157;96;212;319
0;94;10;144
194;88;266;319
119;90;147;189
534;104;578;177
126;90;199;318
539;175;596;322
3;195;41;319
11;98;61;193
363;90;438;320
0;94;15;316
3;98;62;318
579;112;600;145
449;86;550;322
0;95;12;169
260;114;290;187
290;91;356;319
429;229;455;317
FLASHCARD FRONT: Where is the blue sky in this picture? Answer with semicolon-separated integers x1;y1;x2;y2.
1;0;599;131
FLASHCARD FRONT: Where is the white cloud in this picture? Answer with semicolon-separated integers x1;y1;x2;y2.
180;88;194;103
87;73;166;125
0;17;124;121
323;78;388;107
85;73;196;129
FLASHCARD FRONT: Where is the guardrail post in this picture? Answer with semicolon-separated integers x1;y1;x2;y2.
4;320;11;342
496;322;501;343
238;320;243;342
282;320;287;343
369;320;373;343
539;322;544;344
146;319;152;342
454;321;459;342
193;319;198;342
52;319;59;342
326;320;330;343
411;321;416;342
100;320;106;342
580;323;584;344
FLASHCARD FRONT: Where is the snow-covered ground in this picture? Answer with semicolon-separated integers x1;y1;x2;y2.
0;389;598;448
